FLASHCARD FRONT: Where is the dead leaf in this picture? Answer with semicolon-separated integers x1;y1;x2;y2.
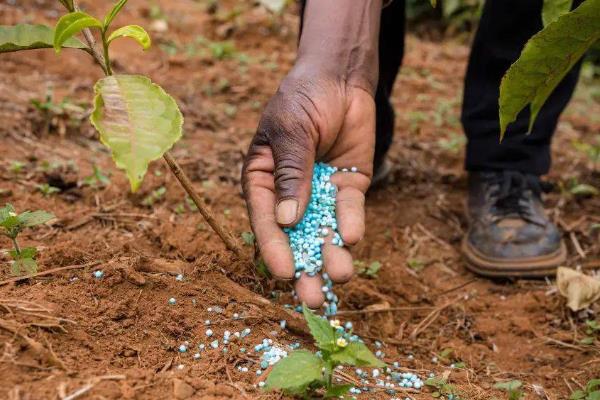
556;267;600;311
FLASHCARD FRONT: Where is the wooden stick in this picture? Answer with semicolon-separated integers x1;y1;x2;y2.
163;152;243;259
0;261;101;287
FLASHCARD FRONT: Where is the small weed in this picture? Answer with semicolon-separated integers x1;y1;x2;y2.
142;186;167;207
572;135;600;171
438;132;466;153
561;178;599;198
570;378;600;399
264;305;383;397
354;260;381;278
494;380;524;400
407;258;425;272
580;319;599;345
425;374;459;399
9;161;26;173
241;231;255;246
1;204;54;275
31;88;86;136
81;165;110;188
37;183;61;196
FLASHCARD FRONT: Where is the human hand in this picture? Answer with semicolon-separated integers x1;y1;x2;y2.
242;71;375;307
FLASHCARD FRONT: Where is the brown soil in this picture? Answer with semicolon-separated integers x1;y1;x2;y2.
1;1;599;399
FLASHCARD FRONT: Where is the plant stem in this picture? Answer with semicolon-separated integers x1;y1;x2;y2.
70;0;244;260
11;237;21;255
163;152;243;258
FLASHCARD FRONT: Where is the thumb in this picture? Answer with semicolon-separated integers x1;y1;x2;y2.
260;114;315;227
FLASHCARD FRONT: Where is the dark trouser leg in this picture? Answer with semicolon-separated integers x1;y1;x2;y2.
374;0;406;171
462;0;583;175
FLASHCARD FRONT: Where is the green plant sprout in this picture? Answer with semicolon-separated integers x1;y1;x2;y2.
494;380;524;400
30;87;87;136
354;260;382;279
0;0;243;259
37;183;61;196
264;304;384;397
570;378;600;400
142;186;167;207
1;204;54;275
81;164;110;188
580;319;599;345
425;374;460;399
572;135;600;172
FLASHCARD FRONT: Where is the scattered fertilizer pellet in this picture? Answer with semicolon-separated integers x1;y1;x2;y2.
279;320;286;329
178;344;188;353
210;339;219;348
258;382;265;388
175;274;184;281
168;297;177;305
205;329;213;337
93;270;104;279
193;353;201;359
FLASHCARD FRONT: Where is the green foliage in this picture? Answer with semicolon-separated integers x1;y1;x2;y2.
572;135;600;171
1;204;54;276
425;375;458;398
104;0;129;31
37;183;61;196
90;75;183;192
82;165;111;188
142;186;167;206
580;319;600;345
354;260;382;278
53;12;103;53
543;0;573;26
499;0;600;139
0;24;85;53
265;305;383;397
240;231;255;246
107;25;151;50
494;380;524;400
570;379;600;399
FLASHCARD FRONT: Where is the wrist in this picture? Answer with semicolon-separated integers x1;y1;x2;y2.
296;0;382;94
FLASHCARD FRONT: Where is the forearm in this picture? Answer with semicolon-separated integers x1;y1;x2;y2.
292;0;382;94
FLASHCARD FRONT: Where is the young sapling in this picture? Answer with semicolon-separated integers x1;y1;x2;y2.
0;204;54;275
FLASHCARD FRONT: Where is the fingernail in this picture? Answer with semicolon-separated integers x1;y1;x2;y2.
276;199;298;225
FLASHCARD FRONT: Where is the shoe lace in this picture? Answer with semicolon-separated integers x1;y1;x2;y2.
484;170;552;224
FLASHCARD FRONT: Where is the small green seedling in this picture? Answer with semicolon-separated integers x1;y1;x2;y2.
354;260;382;279
572;135;600;172
1;204;54;275
425;374;459;399
30;88;87;136
494;380;524;400
240;231;255;246
9;161;26;174
265;304;384;397
81;164;110;188
407;258;425;272
142;186;167;207
37;183;61;196
569;378;600;400
580;320;599;345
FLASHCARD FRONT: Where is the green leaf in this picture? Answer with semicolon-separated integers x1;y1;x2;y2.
330;342;385;368
542;0;573;26
104;0;128;30
588;392;600;400
241;231;255;246
302;304;336;352
0;24;85;53
10;248;38;276
264;350;324;394
570;183;599;196
494;380;523;392
18;210;55;227
570;390;587;399
107;25;151;50
90;75;183;192
324;384;352;398
53;12;103;53
588;380;600;392
499;0;600;139
0;204;16;224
